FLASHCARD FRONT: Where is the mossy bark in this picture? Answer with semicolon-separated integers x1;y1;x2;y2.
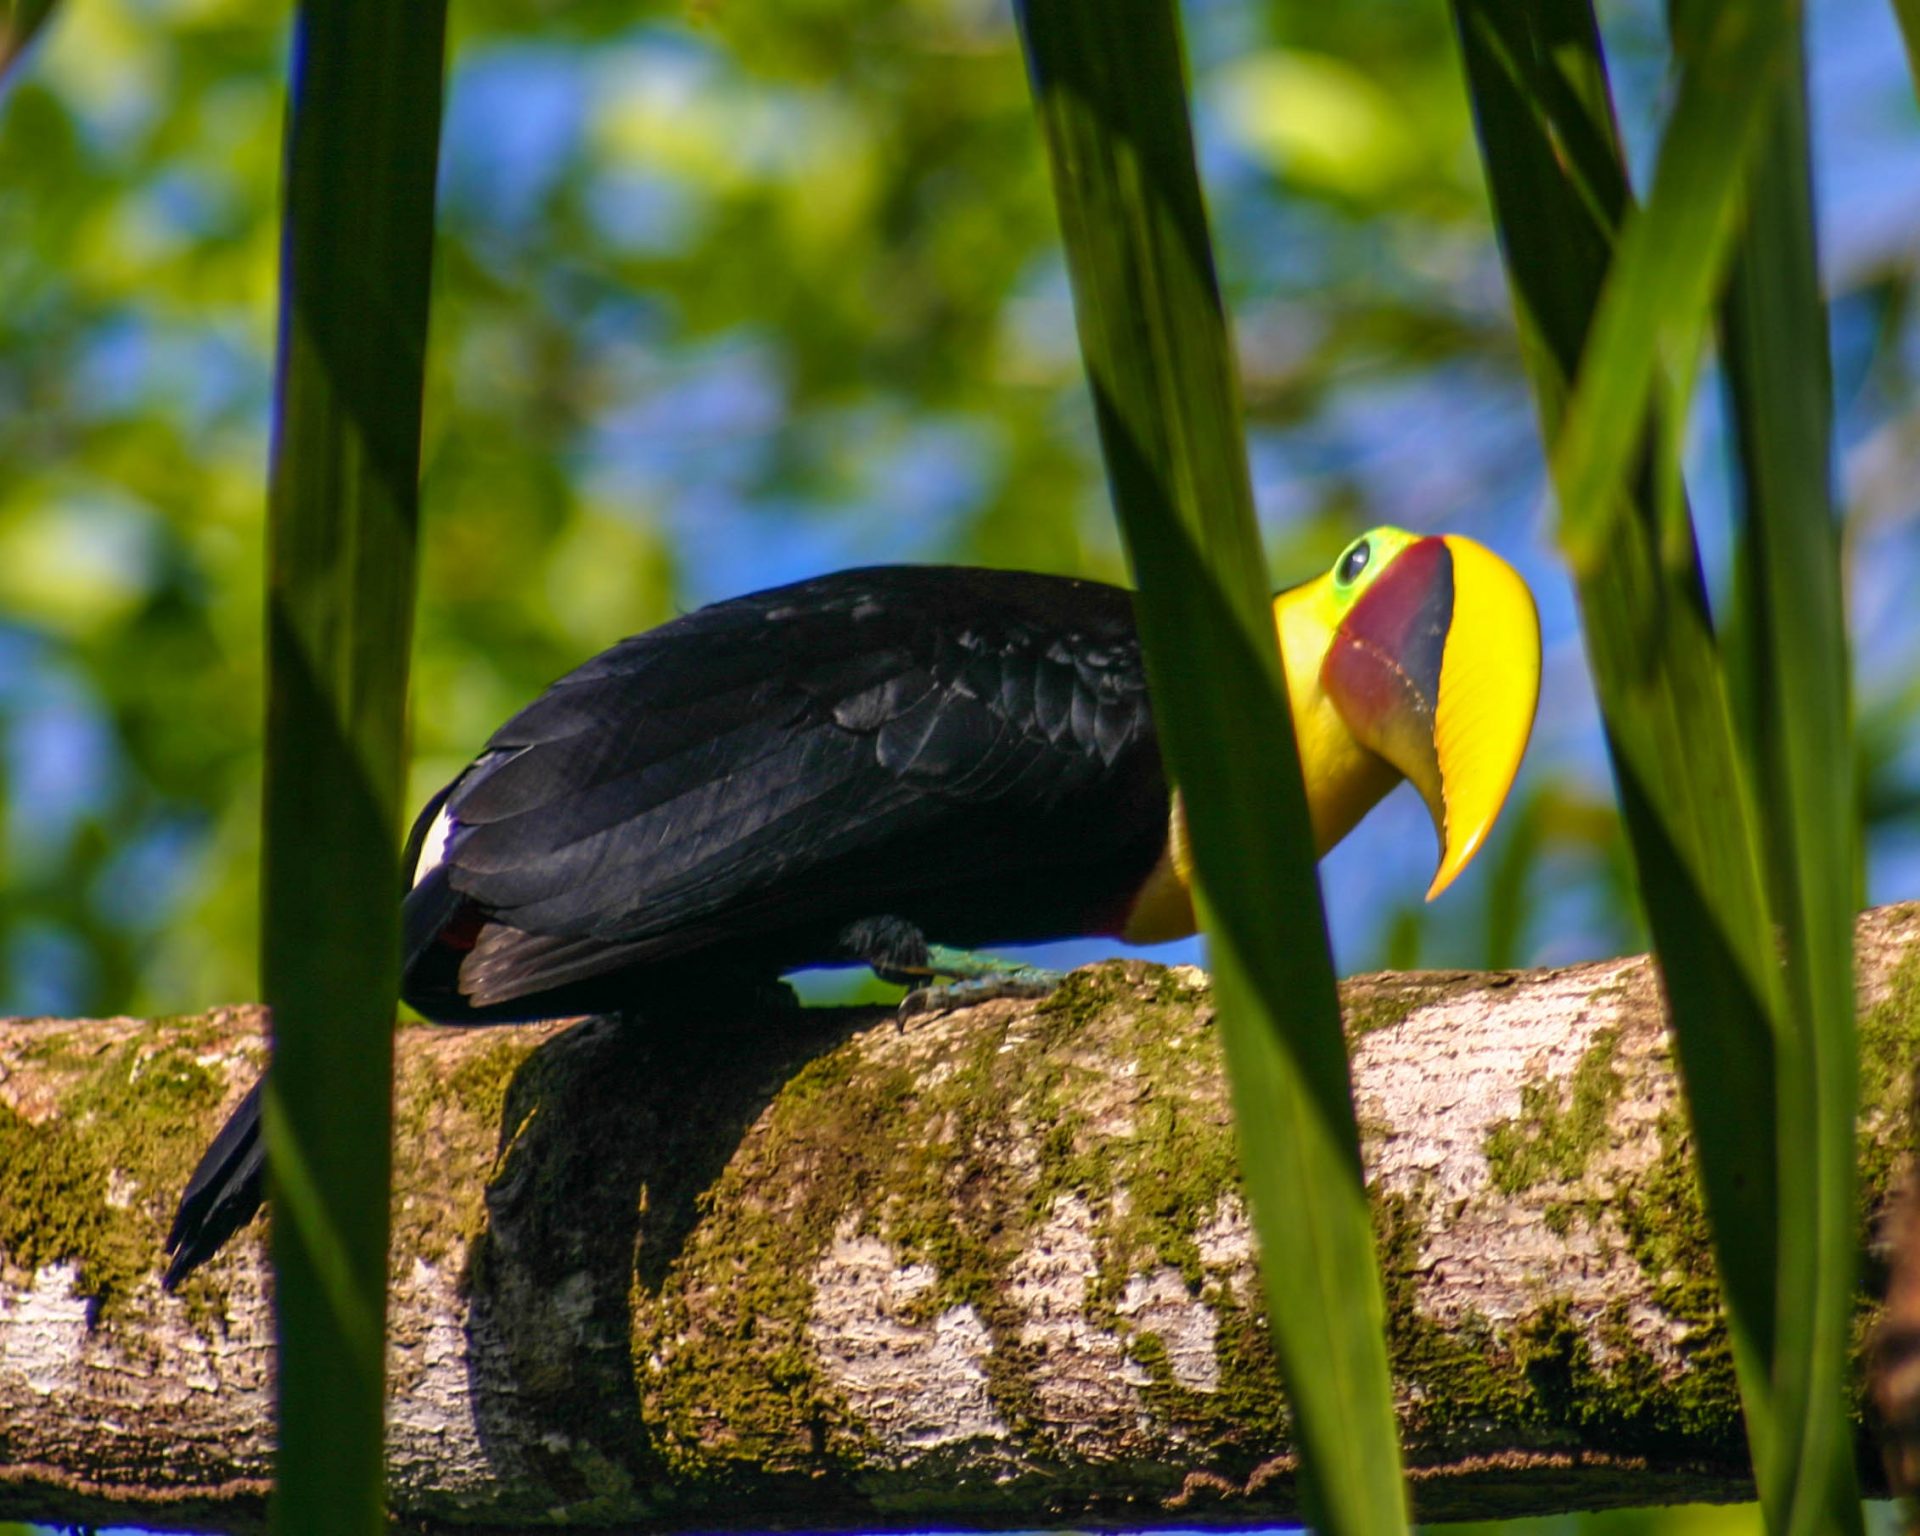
3;905;1920;1532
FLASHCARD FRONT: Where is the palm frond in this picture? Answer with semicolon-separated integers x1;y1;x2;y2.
262;1;448;1530
1016;4;1408;1530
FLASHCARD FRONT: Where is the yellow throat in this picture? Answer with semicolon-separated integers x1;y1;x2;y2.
1118;527;1540;942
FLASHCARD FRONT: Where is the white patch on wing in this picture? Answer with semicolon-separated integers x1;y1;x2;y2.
410;803;457;889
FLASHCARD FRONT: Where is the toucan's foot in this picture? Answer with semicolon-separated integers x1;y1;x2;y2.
837;919;1063;1017
897;972;1063;1020
921;945;1063;985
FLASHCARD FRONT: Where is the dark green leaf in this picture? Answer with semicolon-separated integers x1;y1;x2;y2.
1449;1;1864;1530
1015;4;1407;1531
262;2;447;1532
1551;0;1800;571
1887;0;1920;106
1719;33;1863;1533
0;0;58;81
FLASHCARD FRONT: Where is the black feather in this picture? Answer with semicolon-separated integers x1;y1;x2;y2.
164;565;1173;1285
163;1078;264;1291
400;565;1167;1020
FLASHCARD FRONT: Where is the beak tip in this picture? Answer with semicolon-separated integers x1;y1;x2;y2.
1423;823;1487;902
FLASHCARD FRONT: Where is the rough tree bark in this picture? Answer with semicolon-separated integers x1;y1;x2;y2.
4;906;1920;1533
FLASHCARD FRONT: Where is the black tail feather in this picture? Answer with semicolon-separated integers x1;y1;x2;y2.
163;1077;265;1290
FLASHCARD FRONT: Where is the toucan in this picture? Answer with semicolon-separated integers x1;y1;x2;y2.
161;527;1539;1288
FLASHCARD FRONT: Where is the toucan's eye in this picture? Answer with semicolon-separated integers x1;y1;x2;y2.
1336;539;1371;586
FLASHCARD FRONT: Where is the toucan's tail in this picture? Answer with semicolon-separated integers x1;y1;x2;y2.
163;1077;265;1290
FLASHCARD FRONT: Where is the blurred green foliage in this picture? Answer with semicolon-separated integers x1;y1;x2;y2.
0;0;1916;1019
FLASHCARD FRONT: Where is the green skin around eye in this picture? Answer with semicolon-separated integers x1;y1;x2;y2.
1328;525;1419;618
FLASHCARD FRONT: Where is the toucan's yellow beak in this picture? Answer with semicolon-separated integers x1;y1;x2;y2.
1318;534;1540;899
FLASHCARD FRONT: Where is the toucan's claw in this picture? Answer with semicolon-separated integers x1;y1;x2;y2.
901;945;1066;1017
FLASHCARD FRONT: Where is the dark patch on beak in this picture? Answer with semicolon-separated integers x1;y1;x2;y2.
1319;536;1454;817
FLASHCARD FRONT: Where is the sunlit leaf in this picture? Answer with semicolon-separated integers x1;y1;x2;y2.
1719;31;1862;1534
1451;0;1863;1530
1549;0;1800;572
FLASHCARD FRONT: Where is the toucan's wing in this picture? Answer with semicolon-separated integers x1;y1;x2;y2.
404;566;1163;1012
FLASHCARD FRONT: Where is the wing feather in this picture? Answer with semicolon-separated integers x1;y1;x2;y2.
403;565;1161;1012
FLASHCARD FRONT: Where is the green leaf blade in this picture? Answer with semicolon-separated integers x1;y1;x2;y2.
1015;4;1407;1531
1719;35;1863;1536
1550;0;1799;572
262;1;447;1532
1448;1;1863;1528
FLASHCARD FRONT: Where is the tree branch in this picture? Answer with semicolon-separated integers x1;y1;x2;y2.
4;905;1919;1531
